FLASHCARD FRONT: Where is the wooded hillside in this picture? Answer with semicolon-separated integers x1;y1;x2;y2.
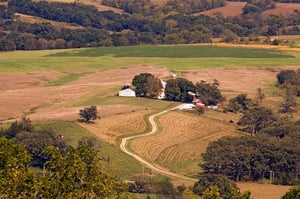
1;0;300;51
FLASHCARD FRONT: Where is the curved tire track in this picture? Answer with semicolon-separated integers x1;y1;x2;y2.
120;108;197;182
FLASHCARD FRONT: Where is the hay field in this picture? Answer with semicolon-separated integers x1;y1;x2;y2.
80;110;150;145
130;111;238;176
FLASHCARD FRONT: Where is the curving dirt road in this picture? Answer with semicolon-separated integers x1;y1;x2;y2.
120;108;198;182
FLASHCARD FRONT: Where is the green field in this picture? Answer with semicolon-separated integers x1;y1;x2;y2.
1;45;300;72
33;120;147;179
45;72;88;86
48;45;294;58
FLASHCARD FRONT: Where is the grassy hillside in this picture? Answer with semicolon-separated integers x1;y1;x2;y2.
1;45;300;72
33;120;147;178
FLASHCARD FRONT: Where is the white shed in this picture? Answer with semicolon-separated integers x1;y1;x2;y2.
118;88;136;97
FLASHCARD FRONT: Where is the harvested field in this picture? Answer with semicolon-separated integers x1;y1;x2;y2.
238;182;291;199
0;65;171;121
263;3;300;17
80;109;150;145
196;2;246;17
130;111;237;176
15;13;84;30
181;66;300;95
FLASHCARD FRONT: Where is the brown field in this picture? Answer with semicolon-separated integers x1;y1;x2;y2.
238;182;291;199
263;3;300;17
130;110;238;176
15;13;84;30
0;65;171;121
196;2;247;17
197;2;300;18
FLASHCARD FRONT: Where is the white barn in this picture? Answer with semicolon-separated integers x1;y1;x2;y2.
118;88;136;97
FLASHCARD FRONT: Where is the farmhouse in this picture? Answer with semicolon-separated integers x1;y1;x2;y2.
158;80;167;100
118;88;136;97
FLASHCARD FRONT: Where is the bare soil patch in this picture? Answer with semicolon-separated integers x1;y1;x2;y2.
263;3;300;17
196;2;246;17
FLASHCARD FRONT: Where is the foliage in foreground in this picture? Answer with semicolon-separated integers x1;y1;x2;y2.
0;137;131;198
281;186;300;199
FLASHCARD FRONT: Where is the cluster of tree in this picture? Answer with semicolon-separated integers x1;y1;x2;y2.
277;69;300;95
164;0;226;14
201;118;300;185
0;137;131;198
0;117;72;168
127;175;251;198
132;73;224;105
164;78;224;105
193;174;251;199
79;105;99;123
242;0;275;15
201;79;299;185
102;0;226;14
1;0;300;50
132;73;163;98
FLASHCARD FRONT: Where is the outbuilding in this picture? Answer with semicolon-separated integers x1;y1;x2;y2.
118;88;136;97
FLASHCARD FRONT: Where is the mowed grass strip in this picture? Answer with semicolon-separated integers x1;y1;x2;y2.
48;45;294;58
33;120;145;179
45;72;88;86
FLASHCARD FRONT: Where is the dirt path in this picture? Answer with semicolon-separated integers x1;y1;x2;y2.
120;108;198;182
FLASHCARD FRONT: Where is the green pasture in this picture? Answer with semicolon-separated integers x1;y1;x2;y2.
33;120;146;179
48;45;294;58
1;45;300;72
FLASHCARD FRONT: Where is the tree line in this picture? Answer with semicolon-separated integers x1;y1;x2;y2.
1;0;300;50
199;69;300;186
131;73;225;105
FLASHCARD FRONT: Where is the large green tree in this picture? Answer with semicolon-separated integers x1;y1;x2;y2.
132;73;162;97
79;105;99;123
237;106;276;136
0;138;35;198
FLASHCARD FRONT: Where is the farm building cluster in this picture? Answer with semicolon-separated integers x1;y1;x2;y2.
118;74;218;110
